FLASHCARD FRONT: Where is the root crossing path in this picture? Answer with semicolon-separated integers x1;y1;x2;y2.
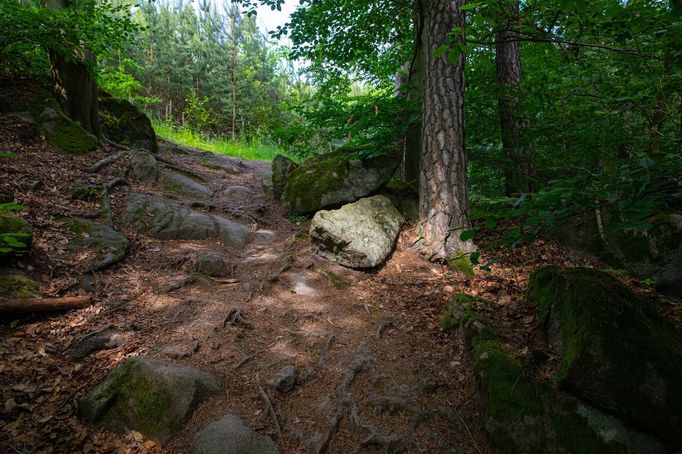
0;139;491;453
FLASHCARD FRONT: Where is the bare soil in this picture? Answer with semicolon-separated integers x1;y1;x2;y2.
1;114;679;453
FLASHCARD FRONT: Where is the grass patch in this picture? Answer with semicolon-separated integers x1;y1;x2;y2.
152;120;281;162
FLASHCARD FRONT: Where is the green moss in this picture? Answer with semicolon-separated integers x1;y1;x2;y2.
449;292;494;308
71;180;98;200
551;405;613;453
64;218;94;235
0;273;40;298
527;266;682;446
0;212;30;236
317;268;352;290
52;116;98;155
282;151;350;214
449;252;475;276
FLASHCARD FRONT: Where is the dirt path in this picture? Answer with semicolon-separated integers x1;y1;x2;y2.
0;130;495;453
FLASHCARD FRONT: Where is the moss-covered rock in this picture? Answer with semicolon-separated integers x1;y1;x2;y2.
0;273;40;298
0;78;97;154
0;212;32;258
271;154;298;200
79;356;218;442
452;295;667;453
98;91;157;153
554;211;682;296
527;266;682;448
127;150;159;185
71;180;98;201
282;149;400;215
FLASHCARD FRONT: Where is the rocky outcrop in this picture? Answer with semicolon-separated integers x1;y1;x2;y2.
452;288;669;453
271;154;297;200
310;196;403;268
282;149;400;215
65;218;129;271
192;415;280;454
79;356;218;443
554;211;682;296
527;266;682;449
98;91;157;153
198;153;247;174
223;185;253;201
122;194;249;247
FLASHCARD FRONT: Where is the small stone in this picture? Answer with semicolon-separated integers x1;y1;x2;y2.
196;252;228;277
443;285;455;293
192;414;279;454
162;340;199;359
268;365;298;394
223;185;253;200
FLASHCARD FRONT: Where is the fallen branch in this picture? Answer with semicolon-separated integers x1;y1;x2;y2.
88;151;127;173
256;373;281;438
233;348;264;371
212;278;240;285
0;296;91;312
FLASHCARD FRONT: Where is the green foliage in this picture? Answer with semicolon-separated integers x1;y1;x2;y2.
0;0;138;79
0;204;30;256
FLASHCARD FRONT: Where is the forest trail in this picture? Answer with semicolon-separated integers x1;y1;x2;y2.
0;125;499;453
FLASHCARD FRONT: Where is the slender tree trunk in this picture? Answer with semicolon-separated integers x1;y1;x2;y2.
495;0;533;195
650;55;673;154
46;0;100;138
417;0;474;260
230;10;238;140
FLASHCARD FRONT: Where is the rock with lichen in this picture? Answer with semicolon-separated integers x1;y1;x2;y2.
79;356;218;442
192;414;280;454
98;91;157;153
282;149;400;215
65;218;129;271
271;154;297;200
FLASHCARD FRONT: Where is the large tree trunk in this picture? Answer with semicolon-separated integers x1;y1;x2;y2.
495;0;534;195
417;0;474;260
47;0;100;137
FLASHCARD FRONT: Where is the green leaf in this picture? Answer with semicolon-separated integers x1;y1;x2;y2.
470;251;480;265
460;3;480;11
432;44;449;58
485;217;497;229
459;229;476;242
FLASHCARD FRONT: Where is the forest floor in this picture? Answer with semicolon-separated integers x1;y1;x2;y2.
1;114;680;454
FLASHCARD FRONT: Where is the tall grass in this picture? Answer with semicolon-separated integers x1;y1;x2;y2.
152;120;281;162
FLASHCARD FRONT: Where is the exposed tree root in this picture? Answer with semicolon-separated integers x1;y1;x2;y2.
233;348;264;370
88;151;127;173
222;307;253;329
307;346;374;454
156;275;196;294
256;373;281;438
350;405;405;451
267;255;294;282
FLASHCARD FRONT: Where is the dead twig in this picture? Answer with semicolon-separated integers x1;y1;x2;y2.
222;308;253;329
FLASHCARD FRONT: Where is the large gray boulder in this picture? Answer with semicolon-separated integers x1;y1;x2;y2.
527;267;682;449
127;151;159;185
282;149;400;215
99;91;157;153
192;415;279;454
310;195;404;268
198;153;247;174
554;211;682;296
122;194;249;247
160;170;213;199
79;356;218;442
271;154;298;200
66;219;129;271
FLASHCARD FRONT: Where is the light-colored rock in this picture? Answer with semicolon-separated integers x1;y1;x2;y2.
310;195;404;268
79;356;218;442
223;185;253;201
192;415;279;454
268;365;297;394
214;216;250;248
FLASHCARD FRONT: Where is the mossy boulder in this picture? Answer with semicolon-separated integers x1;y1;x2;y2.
452;296;667;453
554;211;682;296
98;91;157;153
0;212;32;259
282;149;400;215
79;356;218;443
528;266;682;448
271;154;298;200
0;273;40;298
66;219;129;271
0;78;97;154
71;180;98;201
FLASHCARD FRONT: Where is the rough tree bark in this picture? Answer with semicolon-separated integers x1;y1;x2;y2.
417;0;474;260
46;0;101;137
495;0;534;195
